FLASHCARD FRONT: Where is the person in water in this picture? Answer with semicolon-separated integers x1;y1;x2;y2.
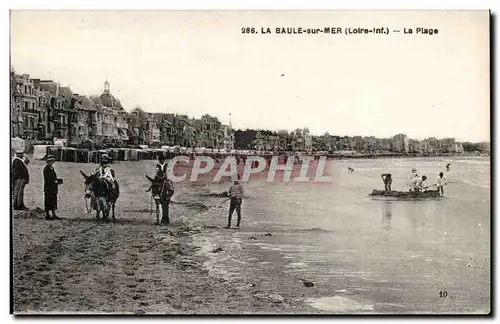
407;168;418;190
381;173;392;192
436;172;448;197
414;175;428;192
446;163;451;171
408;174;421;192
347;167;354;174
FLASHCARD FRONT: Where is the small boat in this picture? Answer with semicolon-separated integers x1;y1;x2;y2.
369;189;442;199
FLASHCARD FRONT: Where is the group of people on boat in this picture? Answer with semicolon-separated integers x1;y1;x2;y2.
380;164;449;197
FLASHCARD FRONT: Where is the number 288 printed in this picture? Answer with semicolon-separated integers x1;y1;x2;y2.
241;27;258;34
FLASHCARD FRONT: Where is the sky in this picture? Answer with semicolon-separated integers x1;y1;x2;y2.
10;10;490;142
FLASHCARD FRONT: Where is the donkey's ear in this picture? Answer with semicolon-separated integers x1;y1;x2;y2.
80;170;89;180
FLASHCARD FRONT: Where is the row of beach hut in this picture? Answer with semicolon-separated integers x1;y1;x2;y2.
38;147;175;163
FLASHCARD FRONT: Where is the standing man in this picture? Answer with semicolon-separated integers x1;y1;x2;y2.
381;173;392;192
43;155;61;220
12;150;29;211
224;175;244;229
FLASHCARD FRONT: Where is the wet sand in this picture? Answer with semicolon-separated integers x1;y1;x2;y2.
13;209;317;314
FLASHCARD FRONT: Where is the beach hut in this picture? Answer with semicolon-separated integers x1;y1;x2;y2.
53;138;67;147
48;146;63;161
81;139;96;150
76;149;90;163
32;145;52;160
63;147;77;162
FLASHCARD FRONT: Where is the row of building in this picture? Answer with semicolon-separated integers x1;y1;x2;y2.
234;130;466;154
10;71;235;149
11;69;471;154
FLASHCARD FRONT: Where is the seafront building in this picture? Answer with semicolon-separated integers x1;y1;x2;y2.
10;68;478;155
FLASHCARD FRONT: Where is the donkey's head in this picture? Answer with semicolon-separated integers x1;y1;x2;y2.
80;170;109;198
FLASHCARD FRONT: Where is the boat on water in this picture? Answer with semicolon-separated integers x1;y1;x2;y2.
369;189;442;199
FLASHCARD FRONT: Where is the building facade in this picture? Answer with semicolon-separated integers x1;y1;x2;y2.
391;134;409;153
13;74;39;140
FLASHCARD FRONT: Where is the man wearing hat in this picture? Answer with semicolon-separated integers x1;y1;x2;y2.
43;155;61;220
156;154;168;177
93;154;116;192
11;150;29;210
224;174;244;229
146;154;170;199
152;154;174;224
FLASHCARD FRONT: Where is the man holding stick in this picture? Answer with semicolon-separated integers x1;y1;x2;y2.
224;175;244;229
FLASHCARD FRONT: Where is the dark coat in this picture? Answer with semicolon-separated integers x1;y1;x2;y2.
12;157;29;183
43;164;58;210
156;163;168;177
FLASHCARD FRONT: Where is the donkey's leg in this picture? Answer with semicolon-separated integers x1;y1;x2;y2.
155;201;161;225
161;200;170;225
102;202;110;222
112;202;116;221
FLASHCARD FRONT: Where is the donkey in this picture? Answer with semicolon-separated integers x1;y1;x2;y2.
145;170;174;225
80;170;120;222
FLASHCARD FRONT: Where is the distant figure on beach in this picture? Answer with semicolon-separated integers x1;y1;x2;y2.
12;150;29;211
347;167;354;174
43;155;61;220
224;175;244;229
446;163;451;171
381;173;392;192
436;172;448;197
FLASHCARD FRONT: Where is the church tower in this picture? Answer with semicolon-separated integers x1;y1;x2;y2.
104;79;110;93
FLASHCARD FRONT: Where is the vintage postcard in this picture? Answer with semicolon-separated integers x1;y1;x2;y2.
10;10;490;315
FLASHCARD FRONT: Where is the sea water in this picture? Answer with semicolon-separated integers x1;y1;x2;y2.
190;157;490;313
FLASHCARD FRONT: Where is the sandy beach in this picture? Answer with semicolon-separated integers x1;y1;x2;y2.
12;159;320;314
12;157;490;314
